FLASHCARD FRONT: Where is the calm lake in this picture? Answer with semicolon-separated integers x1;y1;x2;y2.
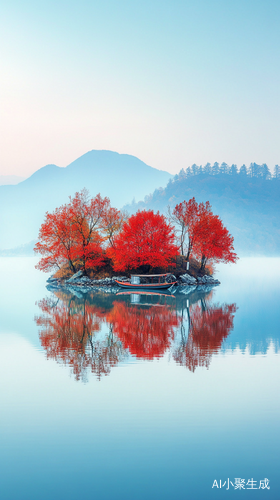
0;257;279;500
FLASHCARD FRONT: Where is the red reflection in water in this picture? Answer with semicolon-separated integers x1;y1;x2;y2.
35;291;237;380
107;301;179;359
173;298;237;371
35;296;127;381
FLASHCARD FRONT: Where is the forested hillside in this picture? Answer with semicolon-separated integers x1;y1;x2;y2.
125;163;280;256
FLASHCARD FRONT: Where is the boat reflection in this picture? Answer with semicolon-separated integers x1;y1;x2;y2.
35;288;237;380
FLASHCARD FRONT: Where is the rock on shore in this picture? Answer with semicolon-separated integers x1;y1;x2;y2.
196;275;220;285
46;270;220;292
179;273;197;285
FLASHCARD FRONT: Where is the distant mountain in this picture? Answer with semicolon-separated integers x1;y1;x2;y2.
0;150;172;249
0;240;36;257
124;171;280;256
0;175;26;185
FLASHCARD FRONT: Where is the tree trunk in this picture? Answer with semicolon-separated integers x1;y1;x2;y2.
200;255;207;272
180;232;184;256
186;237;192;261
69;259;76;274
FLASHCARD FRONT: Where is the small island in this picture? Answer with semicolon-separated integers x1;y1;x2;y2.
35;189;237;291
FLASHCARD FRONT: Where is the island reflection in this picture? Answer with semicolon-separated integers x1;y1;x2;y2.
35;288;237;381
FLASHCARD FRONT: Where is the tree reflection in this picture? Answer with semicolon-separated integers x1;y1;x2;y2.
35;296;128;381
35;288;237;380
173;296;237;371
107;300;179;359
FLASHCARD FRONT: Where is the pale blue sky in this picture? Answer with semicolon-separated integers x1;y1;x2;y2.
0;0;279;175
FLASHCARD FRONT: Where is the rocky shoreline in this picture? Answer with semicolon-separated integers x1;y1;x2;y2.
46;270;220;296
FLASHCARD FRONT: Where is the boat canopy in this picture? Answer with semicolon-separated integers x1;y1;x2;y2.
115;273;177;289
131;273;170;277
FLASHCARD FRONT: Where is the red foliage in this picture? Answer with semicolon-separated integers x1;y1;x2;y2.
35;297;127;381
34;203;78;273
100;206;127;248
35;190;110;273
36;294;179;377
35;189;130;273
107;301;179;359
171;198;237;270
192;209;237;270
173;300;237;371
35;290;237;378
109;209;179;272
169;197;199;258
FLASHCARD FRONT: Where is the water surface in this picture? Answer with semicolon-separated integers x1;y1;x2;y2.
0;257;279;499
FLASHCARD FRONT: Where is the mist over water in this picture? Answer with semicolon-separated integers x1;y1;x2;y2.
0;257;279;499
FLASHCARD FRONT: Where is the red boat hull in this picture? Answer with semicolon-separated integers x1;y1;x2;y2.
115;280;177;290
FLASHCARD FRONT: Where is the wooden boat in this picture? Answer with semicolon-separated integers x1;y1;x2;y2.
116;290;175;297
115;273;177;290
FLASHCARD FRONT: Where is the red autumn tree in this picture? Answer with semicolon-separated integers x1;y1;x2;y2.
34;189;124;274
34;202;81;274
169;198;214;260
170;198;237;270
67;190;109;272
100;206;128;248
168;197;200;259
192;210;237;271
108;209;178;272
